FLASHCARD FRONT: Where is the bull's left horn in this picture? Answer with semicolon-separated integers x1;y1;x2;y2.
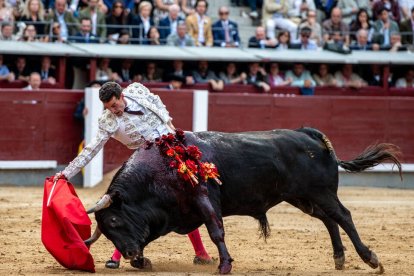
84;227;102;246
87;194;112;214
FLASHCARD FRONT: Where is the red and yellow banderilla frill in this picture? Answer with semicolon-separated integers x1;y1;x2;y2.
153;129;222;187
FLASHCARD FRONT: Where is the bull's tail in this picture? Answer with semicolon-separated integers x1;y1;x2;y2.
297;127;402;179
338;144;402;179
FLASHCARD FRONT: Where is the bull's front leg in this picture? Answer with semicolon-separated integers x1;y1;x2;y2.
130;250;152;270
193;184;233;274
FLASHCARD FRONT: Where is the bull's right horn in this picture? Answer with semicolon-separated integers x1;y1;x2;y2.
86;194;112;214
84;227;102;246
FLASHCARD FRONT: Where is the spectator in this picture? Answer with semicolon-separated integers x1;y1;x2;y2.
267;62;290;87
46;0;79;41
399;0;414;21
180;0;196;16
0;54;15;82
349;9;374;43
275;29;290;50
400;7;414;45
287;0;315;24
373;0;400;23
356;0;373;19
11;56;30;82
72;17;100;43
212;6;240;48
299;9;322;46
117;29;131;44
79;0;107;43
336;0;358;25
241;0;262;19
116;59;139;82
192;60;224;91
20;24;39;41
142;62;163;82
372;7;400;47
395;68;414;88
37;56;56;84
248;26;277;48
285;63;316;88
144;26;160;45
290;26;318;50
314;0;336;23
23;72;41;90
186;0;213;46
312;63;337;87
166;21;195;46
382;32;408;51
219;62;247;84
349;29;379;50
0;0;14;24
154;0;178;24
246;62;270;92
322;7;350;46
20;0;46;40
165;73;186;89
366;64;392;87
132;1;154;44
106;0;134;44
50;22;64;42
0;22;17;40
158;4;184;44
164;60;194;85
95;58;121;82
334;64;367;88
263;0;297;42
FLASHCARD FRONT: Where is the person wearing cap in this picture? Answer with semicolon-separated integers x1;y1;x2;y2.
166;74;186;89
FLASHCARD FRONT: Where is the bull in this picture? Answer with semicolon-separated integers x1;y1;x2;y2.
86;127;401;274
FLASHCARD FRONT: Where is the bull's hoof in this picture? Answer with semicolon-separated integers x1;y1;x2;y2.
334;253;345;270
365;251;379;269
130;257;152;270
218;259;233;274
193;256;216;265
105;259;120;269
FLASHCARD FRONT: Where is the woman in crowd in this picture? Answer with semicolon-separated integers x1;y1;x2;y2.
106;0;134;44
20;24;38;41
132;1;154;44
146;26;161;45
313;63;337;87
349;9;374;43
275;30;290;51
267;63;290;87
142;61;163;82
219;62;247;84
19;0;46;40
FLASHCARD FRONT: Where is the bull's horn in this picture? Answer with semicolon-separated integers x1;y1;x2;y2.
84;227;101;246
87;194;112;214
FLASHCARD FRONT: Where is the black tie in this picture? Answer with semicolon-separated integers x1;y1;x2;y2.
124;107;144;115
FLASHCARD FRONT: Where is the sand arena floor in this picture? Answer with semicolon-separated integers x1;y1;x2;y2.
1;170;413;276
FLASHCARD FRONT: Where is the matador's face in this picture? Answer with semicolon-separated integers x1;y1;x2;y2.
104;94;126;117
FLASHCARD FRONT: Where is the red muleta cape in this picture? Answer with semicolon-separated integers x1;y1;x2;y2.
41;177;95;272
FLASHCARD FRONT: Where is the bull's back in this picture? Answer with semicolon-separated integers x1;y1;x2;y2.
192;129;339;217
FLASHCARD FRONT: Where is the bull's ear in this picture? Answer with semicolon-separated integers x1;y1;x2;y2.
109;190;125;204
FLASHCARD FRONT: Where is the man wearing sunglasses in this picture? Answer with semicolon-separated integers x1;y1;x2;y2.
212;6;240;47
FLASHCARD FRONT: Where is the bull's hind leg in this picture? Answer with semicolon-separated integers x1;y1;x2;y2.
310;192;383;273
286;199;346;270
193;185;233;274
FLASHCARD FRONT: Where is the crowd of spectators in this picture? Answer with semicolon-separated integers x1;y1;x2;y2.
0;0;413;49
3;54;413;91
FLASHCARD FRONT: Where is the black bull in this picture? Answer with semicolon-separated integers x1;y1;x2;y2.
88;127;401;274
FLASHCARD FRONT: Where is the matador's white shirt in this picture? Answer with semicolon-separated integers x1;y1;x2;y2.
63;82;173;180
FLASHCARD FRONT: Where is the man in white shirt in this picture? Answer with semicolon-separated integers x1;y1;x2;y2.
23;72;42;90
55;82;213;269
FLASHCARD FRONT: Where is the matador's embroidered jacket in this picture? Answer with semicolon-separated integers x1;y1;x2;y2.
62;82;173;180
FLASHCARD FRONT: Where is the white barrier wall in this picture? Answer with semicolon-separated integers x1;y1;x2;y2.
192;90;209;132
84;87;103;188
